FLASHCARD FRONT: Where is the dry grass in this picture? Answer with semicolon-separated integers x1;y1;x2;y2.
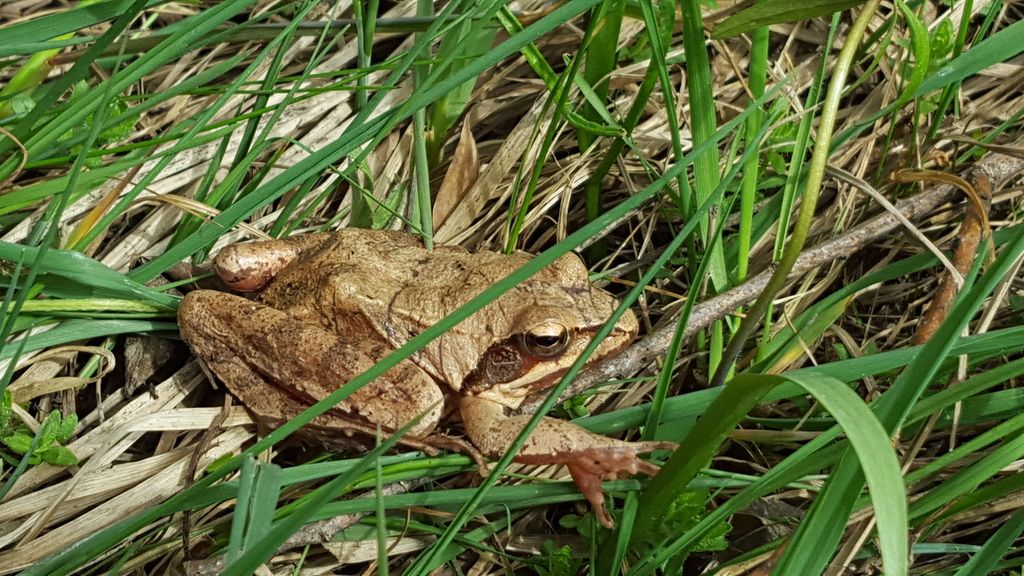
1;0;1023;574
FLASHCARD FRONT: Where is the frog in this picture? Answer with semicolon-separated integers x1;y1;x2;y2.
177;229;675;527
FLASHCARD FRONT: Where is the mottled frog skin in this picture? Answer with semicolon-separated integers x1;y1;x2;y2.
178;230;673;527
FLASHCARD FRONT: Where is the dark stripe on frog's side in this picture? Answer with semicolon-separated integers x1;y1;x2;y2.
462;328;596;394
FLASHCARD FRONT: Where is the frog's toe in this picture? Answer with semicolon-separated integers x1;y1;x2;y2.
518;442;676;529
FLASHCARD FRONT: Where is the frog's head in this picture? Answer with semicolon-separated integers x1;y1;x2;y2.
460;252;638;409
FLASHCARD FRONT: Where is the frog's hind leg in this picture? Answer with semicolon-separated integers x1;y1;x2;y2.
178;289;444;439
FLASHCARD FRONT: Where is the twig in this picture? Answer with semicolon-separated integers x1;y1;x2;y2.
519;148;1023;413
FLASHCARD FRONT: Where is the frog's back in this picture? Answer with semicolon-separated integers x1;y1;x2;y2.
256;229;472;332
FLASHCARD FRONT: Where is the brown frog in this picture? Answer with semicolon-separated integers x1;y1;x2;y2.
178;229;674;527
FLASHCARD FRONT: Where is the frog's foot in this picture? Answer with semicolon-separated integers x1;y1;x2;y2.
459;395;676;528
517;441;677;528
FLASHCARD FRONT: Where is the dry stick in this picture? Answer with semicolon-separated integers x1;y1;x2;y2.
519;149;1024;414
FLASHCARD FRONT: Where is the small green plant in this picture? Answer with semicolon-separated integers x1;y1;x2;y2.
0;389;79;467
56;80;134;163
642;489;731;572
561;488;730;569
533;541;582;576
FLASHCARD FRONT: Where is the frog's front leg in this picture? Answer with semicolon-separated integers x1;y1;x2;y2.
458;395;676;528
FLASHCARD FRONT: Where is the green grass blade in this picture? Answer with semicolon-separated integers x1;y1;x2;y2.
0;0;169;57
220;415;422;575
0;320;177;360
245;462;283;545
912;19;1024;98
679;0;726;291
226;455;257;563
909;431;1024;522
737;23;769;282
621;371;906;576
892;0;930;108
712;0;864;39
953;508;1024;576
0;242;176;307
777;227;1024;573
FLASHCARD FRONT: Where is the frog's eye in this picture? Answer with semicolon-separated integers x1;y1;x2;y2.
521;322;570;357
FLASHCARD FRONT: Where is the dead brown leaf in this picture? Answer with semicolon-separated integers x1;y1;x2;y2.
433;118;479;231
